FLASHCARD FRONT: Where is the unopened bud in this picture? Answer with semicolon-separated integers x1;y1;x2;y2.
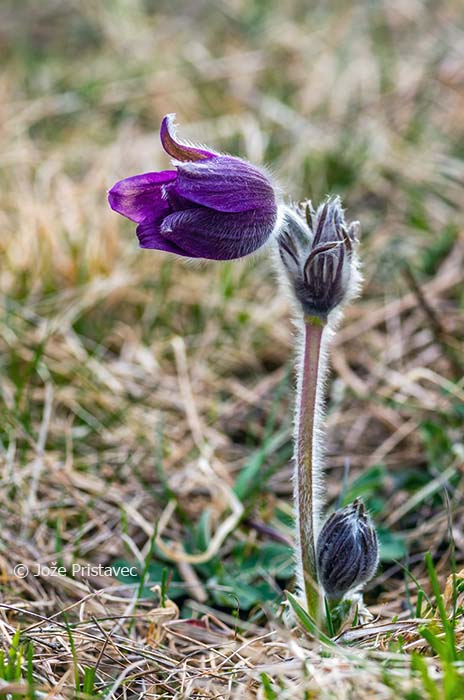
316;499;378;599
277;198;360;320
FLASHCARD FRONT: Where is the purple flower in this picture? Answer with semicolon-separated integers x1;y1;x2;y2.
108;115;279;260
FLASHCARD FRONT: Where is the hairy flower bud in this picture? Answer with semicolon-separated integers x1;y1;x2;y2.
316;499;378;599
277;198;360;320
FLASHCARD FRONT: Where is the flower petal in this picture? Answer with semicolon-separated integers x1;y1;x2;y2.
160;114;214;163
176;157;277;213
108;171;176;224
161;206;277;260
136;220;192;256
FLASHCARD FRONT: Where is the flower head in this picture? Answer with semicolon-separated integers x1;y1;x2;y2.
316;499;378;600
277;198;360;320
108;114;279;260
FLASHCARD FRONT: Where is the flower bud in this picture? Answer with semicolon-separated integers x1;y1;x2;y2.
316;499;378;599
276;198;360;320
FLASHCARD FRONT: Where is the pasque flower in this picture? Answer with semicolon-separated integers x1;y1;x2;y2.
108;114;279;260
277;198;360;320
273;196;368;622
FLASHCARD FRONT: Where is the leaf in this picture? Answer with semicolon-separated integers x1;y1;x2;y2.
260;673;278;700
285;592;335;646
112;558;187;600
424;552;457;662
377;528;407;561
411;653;440;700
341;465;386;508
233;428;289;501
232;541;293;579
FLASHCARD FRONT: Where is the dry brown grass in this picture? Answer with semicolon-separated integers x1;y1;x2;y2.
0;0;463;697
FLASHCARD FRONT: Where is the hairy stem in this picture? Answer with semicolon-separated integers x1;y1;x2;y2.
296;316;325;617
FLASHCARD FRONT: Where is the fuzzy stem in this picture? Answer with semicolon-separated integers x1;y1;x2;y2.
296;316;325;618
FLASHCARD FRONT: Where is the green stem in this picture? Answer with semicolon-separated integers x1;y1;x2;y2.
296;316;325;618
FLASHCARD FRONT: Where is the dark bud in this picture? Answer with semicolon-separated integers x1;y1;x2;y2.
277;198;360;320
316;499;378;599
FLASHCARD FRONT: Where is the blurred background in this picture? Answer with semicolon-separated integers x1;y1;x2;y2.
1;0;463;626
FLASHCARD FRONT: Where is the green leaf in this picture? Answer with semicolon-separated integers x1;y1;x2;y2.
341;465;386;507
82;666;97;695
260;672;278;700
210;578;260;610
232;541;293;579
112;558;187;600
425;552;457;662
233;428;289;501
286;592;335;646
411;653;440;700
377;528;407;561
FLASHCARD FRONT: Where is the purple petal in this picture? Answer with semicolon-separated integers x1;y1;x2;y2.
160;206;277;260
136;220;192;256
176;157;277;213
160;114;215;163
108;171;176;223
